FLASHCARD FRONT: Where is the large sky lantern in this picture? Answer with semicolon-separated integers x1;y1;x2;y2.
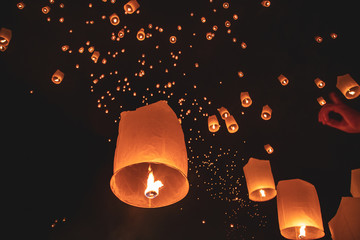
336;74;360;99
225;115;238;133
351;168;360;197
110;101;189;208
124;0;140;14
243;158;276;202
217;107;230;120
0;27;12;51
208;115;220;133
51;69;64;84
240;92;252;107
277;179;325;240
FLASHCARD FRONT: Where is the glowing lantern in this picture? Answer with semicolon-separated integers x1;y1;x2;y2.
137;28;145;41
351;168;360;197
17;2;25;9
330;33;338;39
243;158;277;202
61;45;69;52
277;179;325;239
278;74;289;86
225;115;238;133
336;74;360;99
42;6;51;14
261;1;271;7
206;32;214;40
240;92;252;107
328;197;360;240
317;97;326;106
124;0;140;14
315;36;323;43
314;78;325;88
208;115;220;133
110;101;189;208
217;107;230;120
118;29;125;38
261;105;272;120
91;51;100;63
0;28;12;51
264;144;274;154
52;70;64;84
109;13;120;26
169;36;177;44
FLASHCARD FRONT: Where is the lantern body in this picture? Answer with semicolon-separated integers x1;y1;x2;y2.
225;115;238;133
217;107;230;120
351;168;360;197
240;92;252;107
243;158;276;202
110;101;189;208
317;97;326;106
137;28;145;41
91;51;100;63
110;13;120;25
278;74;289;86
336;74;360;99
208;115;220;133
328;197;360;240
261;0;271;7
124;0;140;14
17;2;25;9
261;105;272;120
0;28;12;48
264;144;274;154
314;78;325;88
42;6;51;14
277;179;325;239
52;70;64;84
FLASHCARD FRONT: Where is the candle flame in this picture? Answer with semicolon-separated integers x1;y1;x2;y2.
299;225;306;239
259;189;266;197
144;166;163;199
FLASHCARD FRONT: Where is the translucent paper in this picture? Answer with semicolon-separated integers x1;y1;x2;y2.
351;168;360;197
225;115;238;133
336;74;360;99
208;115;220;133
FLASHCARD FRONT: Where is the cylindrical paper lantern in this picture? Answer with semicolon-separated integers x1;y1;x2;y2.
328;197;360;240
91;51;100;63
124;0;140;14
42;6;51;14
217;107;230;120
277;179;325;239
243;158;276;202
0;45;7;52
314;78;325;88
351;168;360;197
278;74;289;86
109;13;120;26
110;101;189;208
137;28;145;41
336;74;360;99
264;144;274;154
52;69;64;84
0;28;12;47
261;0;271;7
17;2;26;10
208;115;220;133
225;115;238;133
317;97;326;106
240;92;252;107
261;105;272;120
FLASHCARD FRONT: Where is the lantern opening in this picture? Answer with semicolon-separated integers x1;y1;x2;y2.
145;165;164;199
0;38;7;44
347;86;359;97
299;225;306;239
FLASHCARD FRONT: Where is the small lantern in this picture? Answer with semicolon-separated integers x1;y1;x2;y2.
330;33;338;39
61;45;69;52
328;197;360;240
52;70;64;84
336;74;360;99
314;78;325;88
169;36;177;44
261;105;272;120
0;45;7;52
118;29;125;38
261;1;271;7
206;32;214;40
110;101;189;208
0;28;12;48
17;2;26;9
351;168;360;197
243;158;277;202
208;115;220;133
225;115;238;133
42;6;51;14
137;28;145;41
264;144;274;154
124;0;140;14
314;36;323;43
217;107;230;120
278;74;289;86
240;92;252;107
109;13;120;26
317;97;326;106
91;51;100;63
277;179;325;239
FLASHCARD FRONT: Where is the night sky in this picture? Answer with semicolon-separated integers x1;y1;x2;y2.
2;0;360;239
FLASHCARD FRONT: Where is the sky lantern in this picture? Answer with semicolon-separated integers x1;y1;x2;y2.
240;92;252;107
110;101;189;208
0;27;12;52
261;105;272;120
351;168;360;197
317;97;326;106
169;36;177;44
261;1;271;7
137;28;145;41
109;13;120;26
336;74;360;99
208;115;220;133
278;74;289;86
314;36;323;43
243;158;276;202
91;51;100;63
17;2;25;10
124;0;140;14
264;144;274;154
277;179;325;239
217;107;230;120
225;115;238;133
51;70;64;84
42;6;51;14
328;197;360;240
314;78;325;88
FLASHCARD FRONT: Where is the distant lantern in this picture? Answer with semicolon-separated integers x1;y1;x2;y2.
225;21;231;28
243;158;277;202
278;74;289;86
91;51;100;63
124;0;140;14
0;27;12;50
315;36;323;43
169;36;177;44
261;1;271;7
351;168;360;197
110;101;189;208
314;78;325;88
225;115;238;133
336;74;360;99
277;179;325;239
137;28;145;41
330;33;338;39
328;197;360;240
264;144;274;154
118;29;125;38
317;97;326;106
78;47;84;53
217;107;230;120
223;2;229;9
261;105;272;120
240;42;247;49
206;32;213;40
110;13;120;25
42;6;51;14
240;92;252;107
52;70;64;84
61;45;69;52
208;115;220;133
17;2;25;9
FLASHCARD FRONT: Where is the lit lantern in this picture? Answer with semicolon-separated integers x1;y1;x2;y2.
61;45;69;52
264;144;274;154
0;45;7;52
17;2;25;9
137;28;145;41
314;78;325;88
110;101;189;208
351;168;360;197
277;179;325;239
206;32;214;40
91;51;100;63
278;74;289;86
330;33;338;39
240;92;252;107
124;0;140;14
0;28;12;49
51;69;64;84
261;105;272;120
118;29;125;38
208;115;220;133
336;74;360;99
217;107;230;120
109;13;120;26
225;115;238;133
42;6;51;14
317;97;326;106
315;36;323;43
261;1;271;7
241;42;247;49
243;158;277;202
169;36;177;44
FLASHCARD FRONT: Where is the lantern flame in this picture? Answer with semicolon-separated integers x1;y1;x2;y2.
259;189;266;197
144;166;163;199
299;225;306;239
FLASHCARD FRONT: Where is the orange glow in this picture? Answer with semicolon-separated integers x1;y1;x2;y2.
299;225;306;239
42;6;51;14
261;1;271;7
17;2;25;9
169;36;177;44
315;36;323;43
278;74;289;86
144;166;164;199
110;13;120;26
137;28;145;41
336;74;360;99
124;0;140;14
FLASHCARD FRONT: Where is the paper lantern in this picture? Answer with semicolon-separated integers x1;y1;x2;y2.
336;74;360;99
317;97;326;106
264;144;274;154
169;36;177;44
330;33;338;39
261;105;272;120
328;197;360;240
52;70;64;84
243;158;276;202
0;28;12;48
277;179;325;239
17;2;25;9
217;107;230;120
278;74;289;86
225;115;238;133
351;168;360;197
109;13;120;26
42;6;51;14
91;51;100;63
261;0;271;7
137;28;145;41
315;36;323;43
0;45;7;52
124;0;140;14
110;101;189;208
208;115;220;133
314;78;325;88
240;92;252;107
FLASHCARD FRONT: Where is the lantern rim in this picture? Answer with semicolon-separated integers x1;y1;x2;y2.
280;225;325;239
249;188;277;202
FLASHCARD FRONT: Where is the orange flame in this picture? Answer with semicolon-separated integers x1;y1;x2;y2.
144;166;163;199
